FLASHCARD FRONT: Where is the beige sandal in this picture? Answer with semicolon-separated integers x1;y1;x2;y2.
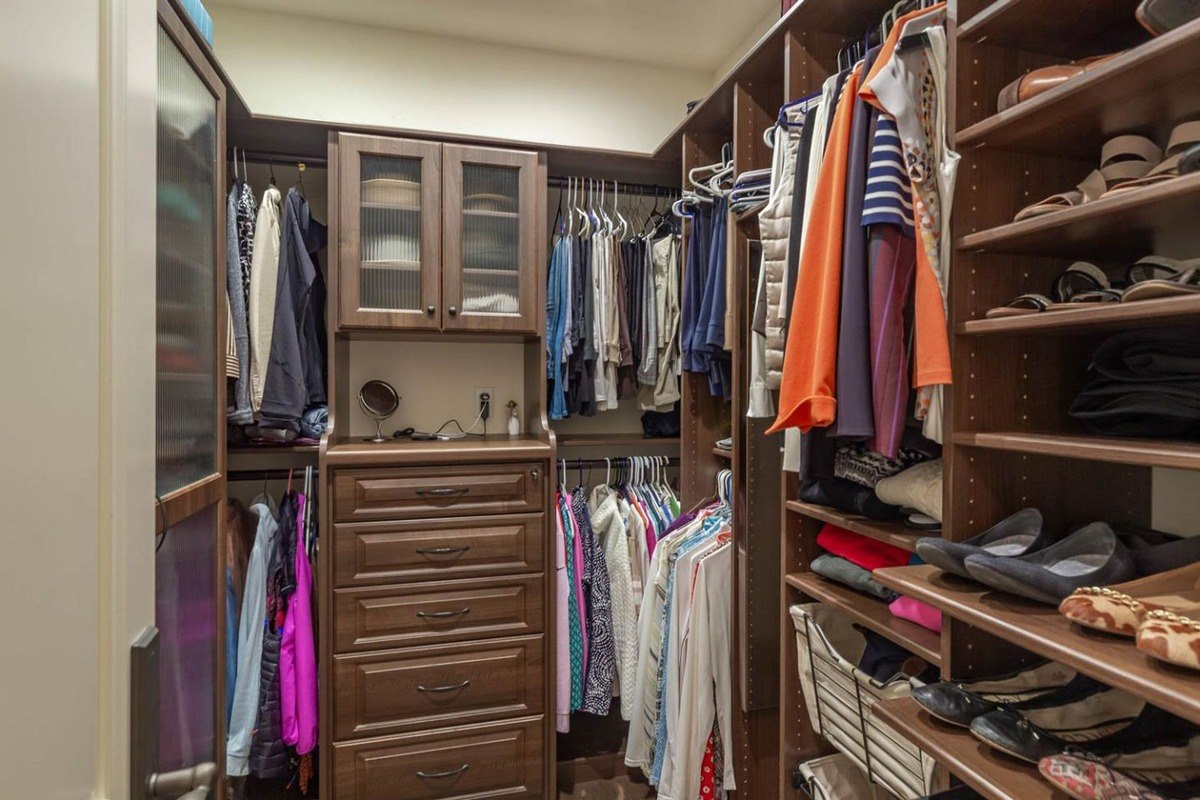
1104;120;1200;196
1014;135;1161;221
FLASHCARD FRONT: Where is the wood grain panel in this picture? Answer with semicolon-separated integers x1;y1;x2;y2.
333;574;545;653
334;635;544;738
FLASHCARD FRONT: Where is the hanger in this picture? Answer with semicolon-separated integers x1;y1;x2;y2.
268;158;277;187
294;162;307;197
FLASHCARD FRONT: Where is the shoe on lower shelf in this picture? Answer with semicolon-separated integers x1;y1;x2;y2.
911;661;1078;727
916;507;1051;579
1060;562;1200;636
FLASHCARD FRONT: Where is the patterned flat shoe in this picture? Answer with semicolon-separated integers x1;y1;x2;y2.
1137;607;1200;672
1039;754;1167;800
1060;563;1200;637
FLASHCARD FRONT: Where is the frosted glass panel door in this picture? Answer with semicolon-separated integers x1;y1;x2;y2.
338;134;442;330
443;145;540;334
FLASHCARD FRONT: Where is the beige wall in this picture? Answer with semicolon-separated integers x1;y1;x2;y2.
209;3;713;153
709;7;779;87
0;0;156;798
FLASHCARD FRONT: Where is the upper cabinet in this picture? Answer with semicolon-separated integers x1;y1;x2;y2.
336;133;540;335
442;144;539;333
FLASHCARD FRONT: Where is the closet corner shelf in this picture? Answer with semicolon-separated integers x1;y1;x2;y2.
872;697;1068;800
955;171;1200;258
874;564;1200;726
957;0;1150;59
785;500;922;552
713;447;732;460
953;430;1200;471
960;293;1200;336
955;18;1200;158
785;571;942;666
228;443;319;472
734;202;766;233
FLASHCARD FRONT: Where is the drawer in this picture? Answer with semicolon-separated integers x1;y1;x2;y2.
332;716;544;800
334;463;544;522
333;635;544;739
333;514;544;588
334;575;545;653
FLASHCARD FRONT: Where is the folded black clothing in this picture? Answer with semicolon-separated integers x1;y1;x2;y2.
799;477;905;521
1070;379;1200;438
857;629;914;683
641;406;680;438
1089;326;1200;383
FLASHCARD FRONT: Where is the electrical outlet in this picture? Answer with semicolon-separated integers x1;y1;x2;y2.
476;387;493;421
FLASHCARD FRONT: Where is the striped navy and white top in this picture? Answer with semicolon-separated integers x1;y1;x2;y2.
860;114;915;236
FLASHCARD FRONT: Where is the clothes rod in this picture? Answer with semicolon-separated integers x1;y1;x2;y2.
228;468;320;481
547;176;679;195
556;457;680;467
229;148;328;167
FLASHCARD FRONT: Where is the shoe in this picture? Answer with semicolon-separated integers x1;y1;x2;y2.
1138;606;1200;671
997;53;1121;112
969;682;1144;763
1040;754;1174;800
1137;0;1200;35
963;522;1137;605
1014;135;1161;221
1040;717;1200;799
911;661;1077;727
917;508;1050;579
917;789;984;800
1060;562;1200;637
875;458;944;522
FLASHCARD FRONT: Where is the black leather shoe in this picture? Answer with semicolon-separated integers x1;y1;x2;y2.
917;788;983;799
911;661;1078;727
917;508;1051;579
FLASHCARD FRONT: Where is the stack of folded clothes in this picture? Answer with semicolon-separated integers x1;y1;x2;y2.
799;442;944;530
810;524;943;634
1070;326;1200;439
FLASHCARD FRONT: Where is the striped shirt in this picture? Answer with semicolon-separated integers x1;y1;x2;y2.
861;113;915;235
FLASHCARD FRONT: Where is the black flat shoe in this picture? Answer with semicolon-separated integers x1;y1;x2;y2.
917;788;984;800
964;522;1137;604
911;661;1079;728
917;508;1050;579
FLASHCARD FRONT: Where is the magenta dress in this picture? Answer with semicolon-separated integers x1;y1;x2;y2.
281;494;318;753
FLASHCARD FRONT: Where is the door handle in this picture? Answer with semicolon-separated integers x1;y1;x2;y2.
415;545;471;555
416;487;469;498
416;607;470;619
417;679;471;693
417;764;470;780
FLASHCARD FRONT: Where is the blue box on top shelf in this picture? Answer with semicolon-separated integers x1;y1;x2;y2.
179;0;213;45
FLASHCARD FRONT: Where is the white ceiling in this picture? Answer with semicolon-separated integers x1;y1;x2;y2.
211;0;777;72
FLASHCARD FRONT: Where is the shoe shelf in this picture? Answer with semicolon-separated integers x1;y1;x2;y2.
872;697;1070;800
959;293;1200;335
785;500;923;552
875;565;1200;727
956;18;1200;158
957;0;1150;59
956;170;1200;258
785;571;943;666
953;430;1200;471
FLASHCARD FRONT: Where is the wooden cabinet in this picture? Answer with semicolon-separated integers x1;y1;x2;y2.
336;134;540;334
333;463;544;523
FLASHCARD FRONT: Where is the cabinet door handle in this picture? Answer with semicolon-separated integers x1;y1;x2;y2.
448;305;459;316
416;679;470;694
416;764;469;780
426;304;436;315
416;487;469;498
415;545;471;556
416;607;470;619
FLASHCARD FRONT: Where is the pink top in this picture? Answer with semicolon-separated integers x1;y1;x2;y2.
281;494;319;753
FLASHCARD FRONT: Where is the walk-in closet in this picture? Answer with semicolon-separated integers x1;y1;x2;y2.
9;1;1200;799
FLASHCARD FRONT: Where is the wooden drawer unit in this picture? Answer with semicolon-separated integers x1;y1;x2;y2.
333;635;544;739
332;716;544;800
334;463;543;523
333;574;545;653
333;513;544;587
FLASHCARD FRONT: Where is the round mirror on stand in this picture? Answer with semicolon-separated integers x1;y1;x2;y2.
358;380;399;443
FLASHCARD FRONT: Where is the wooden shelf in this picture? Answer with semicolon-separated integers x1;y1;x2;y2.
713;447;732;460
954;430;1200;471
785;572;942;666
872;697;1069;800
463;208;519;219
961;294;1200;335
361;201;420;212
957;0;1149;59
785;500;924;552
555;433;680;450
956;171;1200;258
875;565;1200;726
228;443;319;472
956;19;1200;159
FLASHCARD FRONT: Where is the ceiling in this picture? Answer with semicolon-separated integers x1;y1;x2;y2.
211;0;778;73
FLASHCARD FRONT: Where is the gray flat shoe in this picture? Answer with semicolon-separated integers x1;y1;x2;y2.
916;508;1050;579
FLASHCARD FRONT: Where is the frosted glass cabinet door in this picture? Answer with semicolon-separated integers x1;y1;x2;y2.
338;133;442;330
442;145;540;334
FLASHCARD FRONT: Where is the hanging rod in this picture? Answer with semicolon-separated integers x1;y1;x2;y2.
555;456;680;467
547;175;678;195
229;148;328;167
228;468;320;482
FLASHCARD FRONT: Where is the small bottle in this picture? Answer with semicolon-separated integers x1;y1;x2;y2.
506;400;520;436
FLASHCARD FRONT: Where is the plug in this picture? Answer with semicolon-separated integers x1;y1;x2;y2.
478;390;491;421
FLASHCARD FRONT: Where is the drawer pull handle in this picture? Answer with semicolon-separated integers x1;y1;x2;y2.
416;487;469;498
415;545;471;556
416;607;471;619
417;764;469;780
417;679;471;694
